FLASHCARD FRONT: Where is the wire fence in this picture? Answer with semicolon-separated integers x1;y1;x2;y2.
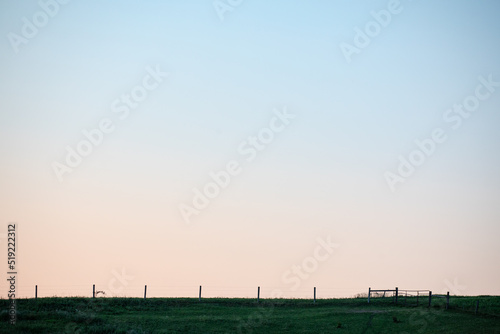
4;285;499;317
1;284;362;300
367;287;500;317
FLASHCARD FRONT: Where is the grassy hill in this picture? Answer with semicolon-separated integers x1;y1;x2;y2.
1;296;499;333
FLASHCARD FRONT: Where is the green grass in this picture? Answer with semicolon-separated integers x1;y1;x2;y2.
0;296;499;333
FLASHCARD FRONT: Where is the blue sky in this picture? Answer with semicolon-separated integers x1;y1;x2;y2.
1;0;499;298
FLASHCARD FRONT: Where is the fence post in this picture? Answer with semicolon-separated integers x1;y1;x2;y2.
368;287;371;304
405;291;407;306
395;287;398;304
257;286;260;303
199;285;202;301
446;291;449;310
314;287;316;304
475;300;479;315
35;285;37;300
416;291;419;306
428;291;432;308
144;285;147;300
93;284;95;298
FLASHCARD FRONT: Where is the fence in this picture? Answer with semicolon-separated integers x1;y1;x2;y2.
368;287;441;306
4;284;366;300
9;284;494;316
22;284;335;302
368;287;498;316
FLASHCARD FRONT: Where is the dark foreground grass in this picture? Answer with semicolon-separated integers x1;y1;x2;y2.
0;296;499;333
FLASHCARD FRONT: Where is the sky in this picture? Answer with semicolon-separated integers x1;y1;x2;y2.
0;0;499;299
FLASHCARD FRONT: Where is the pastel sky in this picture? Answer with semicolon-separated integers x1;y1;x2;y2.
1;0;499;299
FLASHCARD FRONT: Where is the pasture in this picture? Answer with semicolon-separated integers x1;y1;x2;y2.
1;296;499;333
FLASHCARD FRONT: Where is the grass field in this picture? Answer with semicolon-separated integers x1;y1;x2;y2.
1;296;499;333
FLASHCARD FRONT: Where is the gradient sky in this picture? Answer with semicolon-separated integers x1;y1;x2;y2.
1;0;500;299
